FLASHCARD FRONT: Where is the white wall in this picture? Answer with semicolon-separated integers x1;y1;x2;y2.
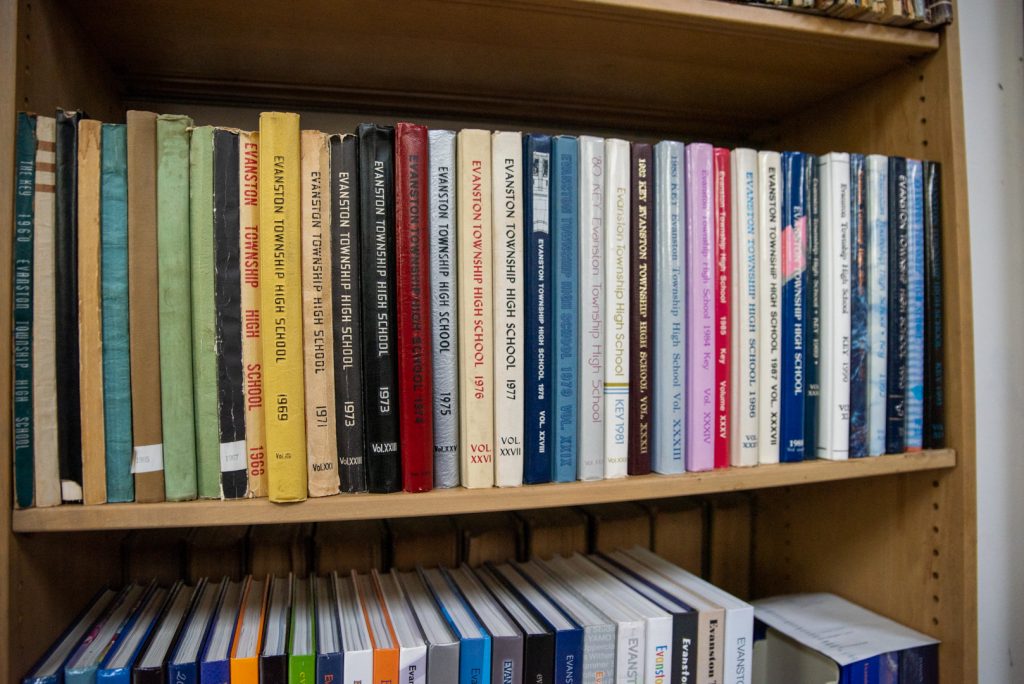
959;2;1024;681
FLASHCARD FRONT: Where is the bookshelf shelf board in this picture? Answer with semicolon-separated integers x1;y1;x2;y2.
12;449;954;532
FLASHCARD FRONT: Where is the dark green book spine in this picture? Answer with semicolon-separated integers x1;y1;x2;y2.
13;112;36;508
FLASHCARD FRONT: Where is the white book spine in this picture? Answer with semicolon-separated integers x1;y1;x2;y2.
817;153;851;460
651;141;686;475
603;139;630;479
615;618;647;683
866;155;889;456
730;148;759;467
645;616;675;684
492;132;524;487
344;651;373;684
756;151;782;464
578;136;606;481
401;644;428;684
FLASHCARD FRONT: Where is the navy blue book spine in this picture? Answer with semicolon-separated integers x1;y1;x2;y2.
886;157;909;454
779;151;807;462
899;644;939;684
923;162;944;448
316;654;342;684
803;154;820;461
849;154;869;458
554;628;583;684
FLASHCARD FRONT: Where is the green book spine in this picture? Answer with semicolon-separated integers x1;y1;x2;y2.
288;579;316;684
189;126;220;499
157;114;197;501
101;124;134;502
13;112;36;509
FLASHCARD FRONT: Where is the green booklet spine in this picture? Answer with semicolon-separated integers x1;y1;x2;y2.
13;112;36;508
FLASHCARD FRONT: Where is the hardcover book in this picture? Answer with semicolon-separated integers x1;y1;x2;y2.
848;154;870;458
905;159;925;451
603;138;630;479
714;146;732;470
757;151;782;465
923;161;944;448
780;151;808;462
804;153;821;462
13;113;35;509
886;156;909;455
730;148;759;467
628;142;652;476
866;155;889;456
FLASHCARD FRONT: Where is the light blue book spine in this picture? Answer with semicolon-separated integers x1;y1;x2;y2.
905;159;925;450
652;141;686;474
551;136;579;483
866;156;889;457
459;636;492;684
100;124;134;503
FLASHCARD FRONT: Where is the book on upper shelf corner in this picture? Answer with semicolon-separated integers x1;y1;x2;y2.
628;141;652;476
686;142;715;472
714;145;732;470
553;134;580;482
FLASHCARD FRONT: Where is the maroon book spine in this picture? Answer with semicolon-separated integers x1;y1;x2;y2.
628;143;653;475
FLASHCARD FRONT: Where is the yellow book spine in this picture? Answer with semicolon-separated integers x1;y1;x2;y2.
258;112;307;502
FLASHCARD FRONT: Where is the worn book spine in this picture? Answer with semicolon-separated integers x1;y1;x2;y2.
492;131;524;488
779;151;807;462
259;112;307;502
13;112;36;508
713;146;731;469
190;126;221;499
628;142;652;476
330;133;366;493
685;142;715;472
428;130;459;488
357;123;401;493
866;155;889;456
157;114;197;501
457;129;495;489
239;131;268;497
923;161;944;448
32;115;61;507
849;154;869;458
757;151;782;465
552;135;580;482
301;130;341;497
578;136;606;481
127;110;165;502
804;154;821;462
213;129;247;499
603;138;630;479
905;159;925;451
395;122;434;493
886;156;909;455
523;134;552;485
730;148;758;468
101;123;134;502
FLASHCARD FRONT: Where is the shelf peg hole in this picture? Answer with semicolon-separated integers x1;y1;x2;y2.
932;571;940;579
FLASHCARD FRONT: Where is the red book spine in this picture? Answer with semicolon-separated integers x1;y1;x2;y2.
714;147;731;469
395;123;434;492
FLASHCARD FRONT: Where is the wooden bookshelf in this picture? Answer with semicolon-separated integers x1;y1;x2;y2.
1;0;977;681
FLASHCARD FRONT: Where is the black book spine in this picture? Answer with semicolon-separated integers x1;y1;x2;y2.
259;654;289;684
213;130;247;499
330;134;367;492
886;156;910;454
923;162;945;448
803;154;821;461
523;631;556;684
55;109;85;500
673;611;700;684
357;124;401;493
849;154;869;458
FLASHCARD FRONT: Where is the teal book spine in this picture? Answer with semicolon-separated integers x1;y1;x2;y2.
551;136;578;482
13;112;36;508
101;124;134;502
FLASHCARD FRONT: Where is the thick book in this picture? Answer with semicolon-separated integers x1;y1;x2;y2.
376;573;428;684
395;122;434;492
259;112;308;502
421;568;492;684
804;154;821;462
313;576;343;684
866;155;889;457
730;148;759;468
397;571;460;684
780;151;808;462
628;142;653;476
328;133;366;493
301;130;341;496
13;112;35;509
905;159;925;451
446;565;524;684
428;129;460;488
97;586;169;684
603;138;630;479
848;154;869;458
886;156;909;455
757;151;782;465
132;583;195;684
457;128;496;489
168;579;224;684
552;135;580;482
713;146;732;470
156;114;197;501
923;161;944;448
55;109;85;503
685;142;715;472
353;573;399;684
126;110;165;503
288;579;316;684
475;564;555;684
577;136;606;481
523;134;552;485
64;583;149;684
230;577;268;684
492;131;525;487
357;123;401;493
335;573;374;684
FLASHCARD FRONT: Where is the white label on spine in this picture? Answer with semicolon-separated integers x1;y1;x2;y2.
131;443;164;474
219;440;247;472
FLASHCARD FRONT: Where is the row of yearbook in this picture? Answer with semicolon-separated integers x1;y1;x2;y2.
22;547;939;684
11;110;945;507
736;0;953;26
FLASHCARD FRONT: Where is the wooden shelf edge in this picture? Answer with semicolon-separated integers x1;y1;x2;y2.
11;449;955;532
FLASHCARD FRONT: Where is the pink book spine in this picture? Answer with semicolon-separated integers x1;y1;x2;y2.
714;147;731;469
686;143;715;472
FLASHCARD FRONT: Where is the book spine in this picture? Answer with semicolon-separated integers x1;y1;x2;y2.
395;122;434;492
629;142;652;476
685;143;715;472
101;123;134;502
457;129;495;488
886;156;909;454
849;154;869;458
553;136;580;482
603;138;630;479
301;130;341;497
757;152;782;465
578;136;606;481
259;112;307;502
779;151;807;462
730;149;758;468
428;130;459;488
713;147;731;469
652;141;685;475
923;162;944;448
357;124;401;493
213;129;247;499
329;134;366;493
156;114;197;501
492;131;525;488
13;112;36;508
524;134;553;484
804;154;821;462
905;159;925;450
866;156;889;456
189;126;221;499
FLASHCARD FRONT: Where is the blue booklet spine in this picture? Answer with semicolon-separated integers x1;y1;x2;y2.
166;662;198;684
779;151;807;462
886;156;909;454
459;636;493;684
905;159;925;451
554;627;584;684
865;156;889;456
316;653;343;684
523;135;553;484
551;136;579;482
848;154;869;458
899;644;938;684
840;657;881;684
880;651;899;684
803;153;820;461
